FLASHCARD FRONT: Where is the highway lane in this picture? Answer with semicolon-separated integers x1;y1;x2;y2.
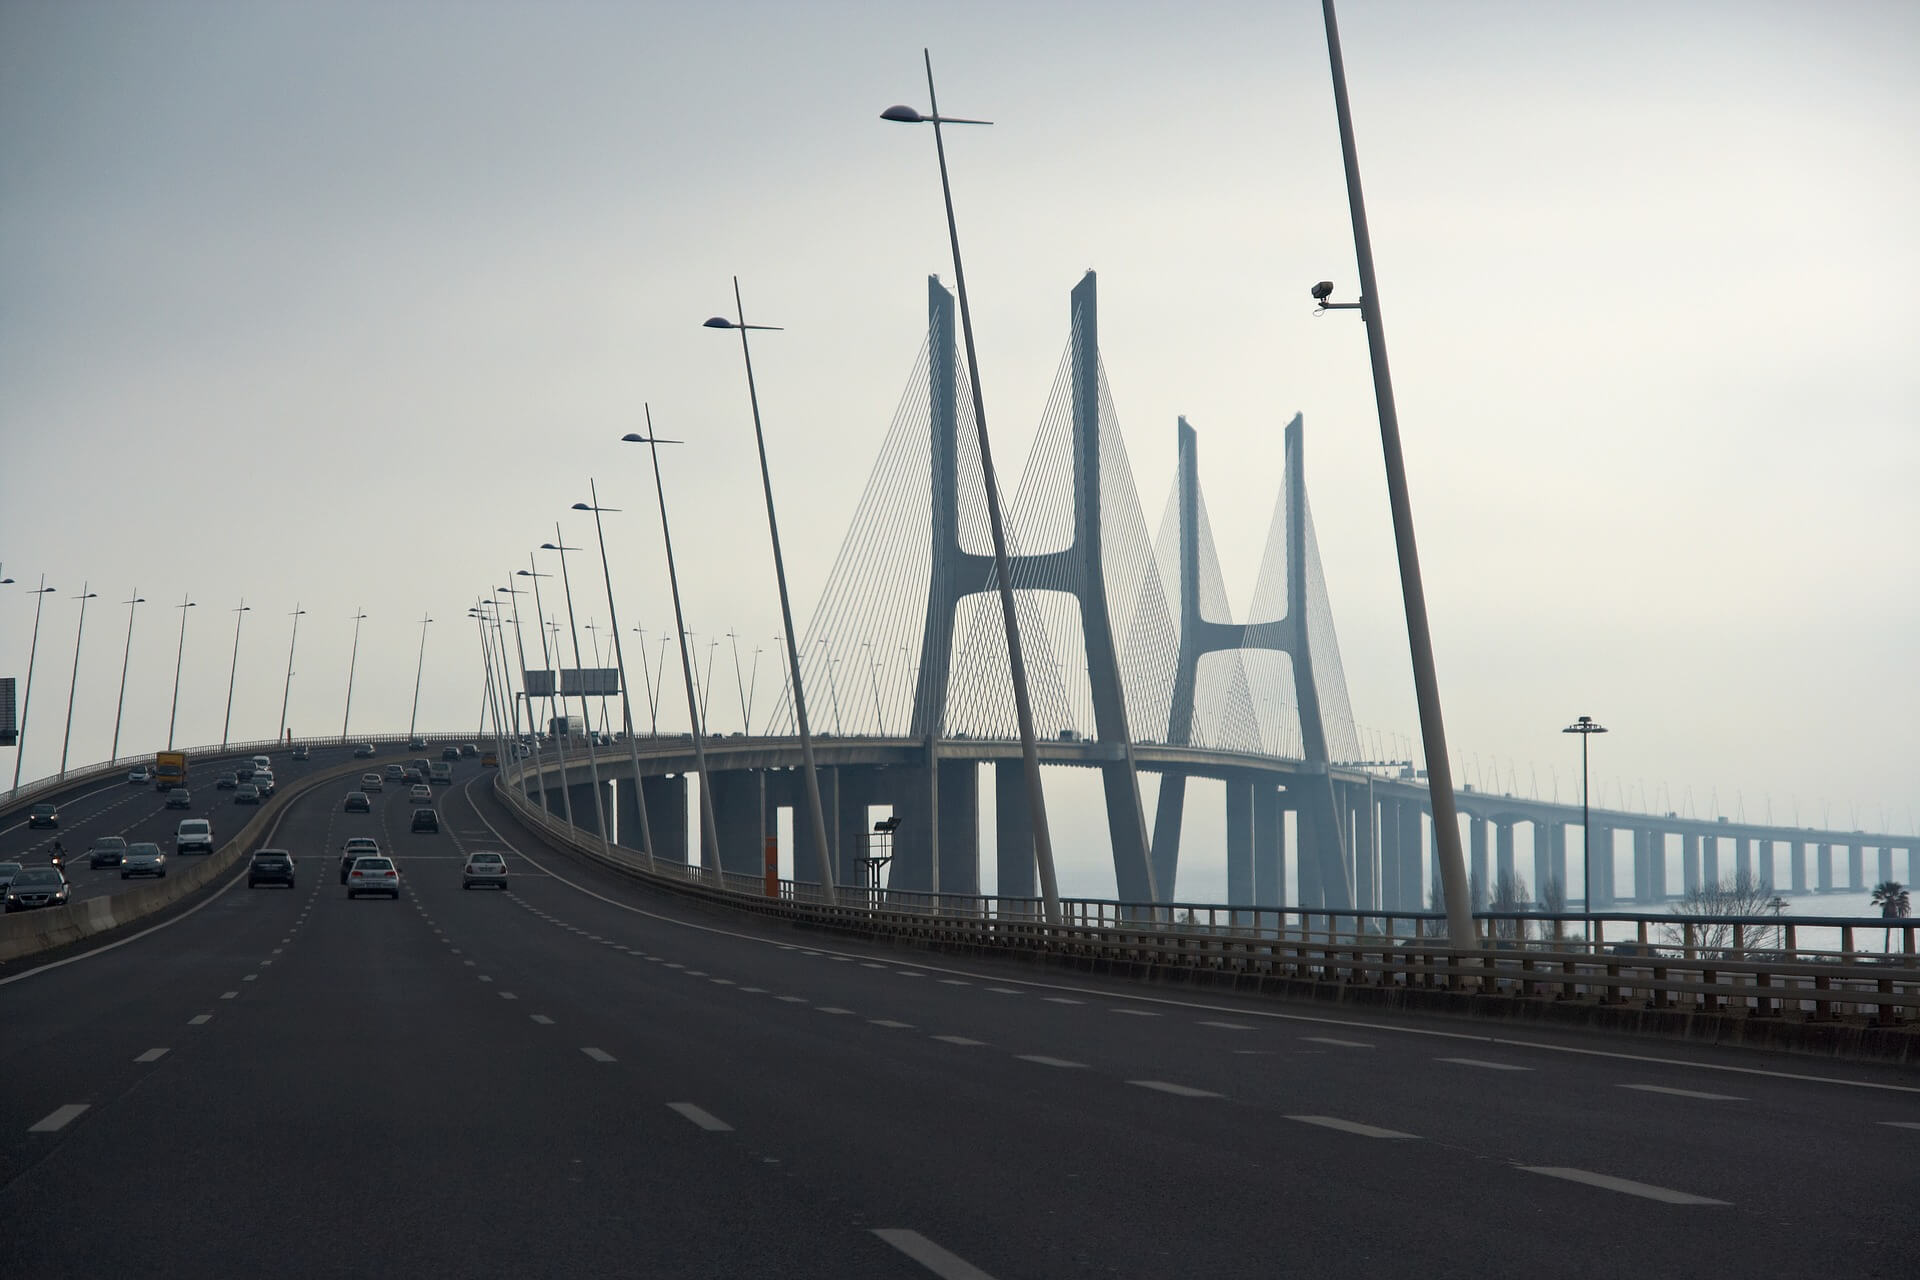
3;761;1914;1278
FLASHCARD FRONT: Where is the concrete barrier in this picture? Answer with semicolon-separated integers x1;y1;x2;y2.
0;756;371;965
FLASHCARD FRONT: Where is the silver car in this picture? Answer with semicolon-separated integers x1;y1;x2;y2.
346;856;400;899
122;842;167;879
462;852;509;890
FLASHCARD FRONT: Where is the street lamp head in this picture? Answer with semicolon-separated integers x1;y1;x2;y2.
703;316;734;329
880;104;924;123
620;432;645;443
570;502;592;511
1563;716;1608;735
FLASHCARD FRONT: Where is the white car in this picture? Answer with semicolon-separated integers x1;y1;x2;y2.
253;770;276;798
250;755;272;773
462;852;509;890
346;856;400;899
127;765;151;784
175;818;215;855
360;772;385;793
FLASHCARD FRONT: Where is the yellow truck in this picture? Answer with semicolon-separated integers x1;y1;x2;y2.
154;750;188;791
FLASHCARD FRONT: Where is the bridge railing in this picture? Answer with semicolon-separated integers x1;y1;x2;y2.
491;767;1919;1031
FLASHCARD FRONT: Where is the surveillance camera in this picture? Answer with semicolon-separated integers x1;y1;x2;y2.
1311;281;1335;302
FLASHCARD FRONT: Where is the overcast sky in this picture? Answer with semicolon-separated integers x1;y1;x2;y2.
4;1;1916;887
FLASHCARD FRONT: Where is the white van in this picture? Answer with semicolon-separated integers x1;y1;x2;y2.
176;818;215;855
251;755;273;773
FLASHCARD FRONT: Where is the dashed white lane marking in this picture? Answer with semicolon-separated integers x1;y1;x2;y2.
818;1007;855;1016
1620;1084;1743;1101
499;992;518;1000
135;1048;170;1063
1197;1020;1252;1031
188;1014;212;1025
1881;1121;1920;1131
220;991;238;1000
1303;1036;1373;1048
1129;1080;1222;1098
685;970;708;977
872;1228;999;1280
1287;1115;1418;1139
1042;997;1084;1005
710;978;735;986
896;971;924;978
740;987;766;994
242;974;258;982
1520;1166;1729;1206
668;1102;734;1132
665;963;684;969
938;979;970;986
870;1019;914;1029
530;1015;554;1025
478;975;493;983
29;1104;89;1133
986;987;1021;996
1017;1055;1085;1069
1111;1008;1159;1017
1441;1057;1532;1072
934;1035;986;1046
581;1047;615;1063
861;962;888;969
776;996;808;1004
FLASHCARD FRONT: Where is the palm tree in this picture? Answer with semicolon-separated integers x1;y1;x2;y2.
1869;880;1910;954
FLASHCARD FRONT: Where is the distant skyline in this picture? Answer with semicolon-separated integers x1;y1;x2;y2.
4;2;1916;891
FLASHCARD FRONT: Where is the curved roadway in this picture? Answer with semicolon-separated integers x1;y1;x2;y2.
1;758;1914;1277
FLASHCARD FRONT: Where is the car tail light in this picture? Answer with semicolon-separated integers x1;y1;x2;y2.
351;871;363;878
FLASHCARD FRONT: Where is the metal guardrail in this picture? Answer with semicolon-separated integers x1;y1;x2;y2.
492;767;1920;1029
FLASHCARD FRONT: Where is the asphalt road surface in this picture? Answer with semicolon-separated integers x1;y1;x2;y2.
2;762;1914;1279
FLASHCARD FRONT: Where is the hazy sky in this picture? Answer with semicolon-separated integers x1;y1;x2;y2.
4;1;1916;885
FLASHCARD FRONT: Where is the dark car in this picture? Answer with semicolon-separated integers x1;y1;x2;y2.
247;849;296;889
5;867;70;912
343;791;371;813
406;768;428;785
353;743;376;759
442;745;461;761
233;784;261;805
410;809;439;834
234;763;255;782
339;837;379;883
88;836;129;869
458;743;478;758
291;744;310;761
408;736;426;751
28;803;59;829
165;787;193;809
215;772;239;790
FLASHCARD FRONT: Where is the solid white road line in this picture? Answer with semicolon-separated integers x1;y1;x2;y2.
872;1228;999;1280
29;1104;90;1133
1619;1084;1743;1101
1303;1036;1373;1048
933;1035;986;1046
1287;1116;1418;1139
668;1102;733;1132
1017;1055;1085;1069
134;1048;170;1063
581;1047;615;1063
1520;1166;1728;1206
1440;1057;1532;1071
1129;1080;1222;1098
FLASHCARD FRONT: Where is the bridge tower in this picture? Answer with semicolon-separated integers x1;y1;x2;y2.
1149;416;1352;909
899;271;1157;904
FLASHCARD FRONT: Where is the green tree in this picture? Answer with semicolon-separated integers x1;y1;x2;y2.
1870;881;1910;953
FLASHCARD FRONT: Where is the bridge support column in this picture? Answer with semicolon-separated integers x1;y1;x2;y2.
567;783;604;837
1468;817;1488;904
1495;821;1515;891
1734;837;1752;882
1880;846;1896;884
995;760;1035;903
1253;784;1284;908
936;759;979;898
1701;833;1719;886
1815;842;1832;892
1226;778;1253;914
889;764;934;893
834;767;873;891
633;775;685;863
704;770;765;879
1650;831;1669;900
1590;826;1614;909
1755;839;1774;889
1400;802;1425;912
1351;787;1376;911
781;766;842;887
1791;842;1808;894
1298;794;1324;910
1532;821;1556;908
1682;833;1700;895
1847;844;1863;891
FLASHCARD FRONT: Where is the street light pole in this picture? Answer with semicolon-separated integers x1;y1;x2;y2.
408;613;433;740
542;529;612;858
165;595;195;752
58;583;100;778
277;604;306;744
632;625;659;736
1564;715;1608;929
818;640;844;735
622;409;724;877
340;609;367;743
863;641;885;737
10;578;57;794
882;54;1061;923
108;589;146;762
573;486;655;865
221;600;250;750
1317;0;1474;949
705;285;838;898
519;563;573;826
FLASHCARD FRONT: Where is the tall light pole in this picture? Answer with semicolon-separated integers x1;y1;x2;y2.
340;608;367;743
10;578;56;794
542;529;612;857
623;411;724;877
1314;0;1474;948
407;612;433;740
818;639;844;735
58;583;99;778
863;640;885;737
277;604;306;744
108;589;146;762
883;54;1060;922
165;595;195;751
519;563;574;826
726;630;749;733
705;284;837;896
221;600;250;750
1564;715;1608;924
573;484;654;864
497;583;541;804
632;625;660;736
